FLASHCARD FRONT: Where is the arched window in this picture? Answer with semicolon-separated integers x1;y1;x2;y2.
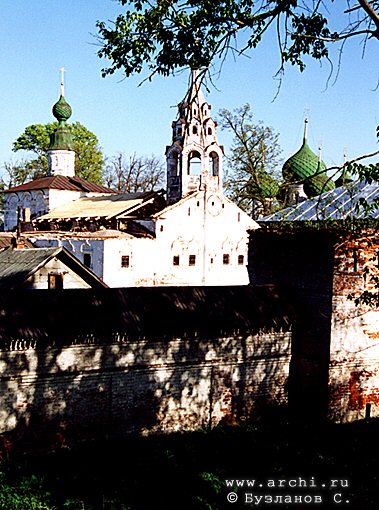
208;127;212;135
188;151;202;175
192;125;198;135
209;151;219;176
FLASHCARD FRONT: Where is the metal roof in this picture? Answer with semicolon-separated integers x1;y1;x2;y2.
36;191;159;221
260;180;379;222
3;175;114;194
0;247;107;289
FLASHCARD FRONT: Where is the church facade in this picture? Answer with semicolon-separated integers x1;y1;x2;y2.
4;72;257;287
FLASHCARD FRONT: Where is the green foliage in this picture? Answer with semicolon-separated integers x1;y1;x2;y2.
0;473;53;510
218;104;282;217
2;419;379;509
8;122;104;186
96;1;379;79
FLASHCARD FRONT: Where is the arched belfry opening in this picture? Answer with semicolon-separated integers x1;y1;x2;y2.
188;151;202;175
166;70;224;204
209;151;219;177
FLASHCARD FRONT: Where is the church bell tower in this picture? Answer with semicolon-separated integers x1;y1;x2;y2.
166;70;224;204
48;68;76;177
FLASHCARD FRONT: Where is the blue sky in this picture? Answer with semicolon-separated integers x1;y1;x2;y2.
0;1;378;181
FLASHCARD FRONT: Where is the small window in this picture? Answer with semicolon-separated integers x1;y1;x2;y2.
188;207;191;216
208;127;212;135
197;201;200;207
238;255;245;265
177;127;182;136
223;254;230;265
121;255;130;268
48;273;63;290
173;255;180;266
189;254;196;266
210;257;214;264
238;212;241;222
83;253;91;268
193;126;198;135
160;225;164;232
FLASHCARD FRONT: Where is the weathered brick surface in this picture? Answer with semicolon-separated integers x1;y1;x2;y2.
329;235;379;421
0;332;291;448
250;229;379;423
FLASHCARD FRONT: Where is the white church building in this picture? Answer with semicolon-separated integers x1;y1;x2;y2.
3;71;258;287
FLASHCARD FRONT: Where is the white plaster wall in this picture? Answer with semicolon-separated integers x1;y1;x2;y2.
154;191;257;286
30;190;256;287
32;237;105;281
48;189;82;211
4;190;50;231
25;258;91;289
102;237;157;287
3;189;83;231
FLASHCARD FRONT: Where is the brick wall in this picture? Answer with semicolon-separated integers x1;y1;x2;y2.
0;287;292;450
250;228;379;423
249;229;335;421
329;234;379;422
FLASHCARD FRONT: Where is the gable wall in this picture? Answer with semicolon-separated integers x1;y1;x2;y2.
24;257;91;289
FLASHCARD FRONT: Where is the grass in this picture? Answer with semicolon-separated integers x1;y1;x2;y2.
0;417;379;509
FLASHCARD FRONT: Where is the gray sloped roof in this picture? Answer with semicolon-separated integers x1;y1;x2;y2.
0;247;107;289
260;181;379;222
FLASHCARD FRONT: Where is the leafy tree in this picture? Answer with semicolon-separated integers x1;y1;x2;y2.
103;152;165;193
10;122;104;185
219;104;282;218
96;1;379;80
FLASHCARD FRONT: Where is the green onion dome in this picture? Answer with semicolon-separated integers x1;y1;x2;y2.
49;94;74;151
282;138;322;184
257;173;280;199
282;118;335;197
335;167;354;188
52;95;72;122
305;166;335;197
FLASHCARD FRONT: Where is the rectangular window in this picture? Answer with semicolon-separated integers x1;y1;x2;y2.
48;273;63;290
189;254;196;266
121;255;130;268
83;253;91;268
173;255;180;266
238;255;245;265
223;254;230;265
